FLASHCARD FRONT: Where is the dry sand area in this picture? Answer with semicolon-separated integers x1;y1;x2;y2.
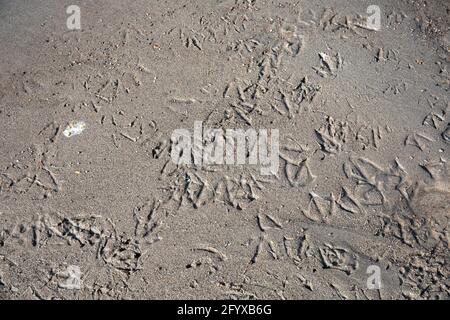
0;0;449;300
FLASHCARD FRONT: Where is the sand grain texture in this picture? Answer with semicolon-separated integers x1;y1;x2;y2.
0;0;449;300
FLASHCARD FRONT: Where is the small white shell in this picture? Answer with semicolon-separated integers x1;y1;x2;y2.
63;121;86;137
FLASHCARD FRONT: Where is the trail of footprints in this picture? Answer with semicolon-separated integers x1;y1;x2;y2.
0;2;449;299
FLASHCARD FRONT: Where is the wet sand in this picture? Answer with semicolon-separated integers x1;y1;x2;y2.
0;0;448;299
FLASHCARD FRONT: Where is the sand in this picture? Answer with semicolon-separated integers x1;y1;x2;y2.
0;0;448;300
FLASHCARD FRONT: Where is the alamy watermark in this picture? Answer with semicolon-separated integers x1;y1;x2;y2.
366;265;382;290
171;121;279;175
58;265;82;290
366;5;381;31
66;5;81;30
